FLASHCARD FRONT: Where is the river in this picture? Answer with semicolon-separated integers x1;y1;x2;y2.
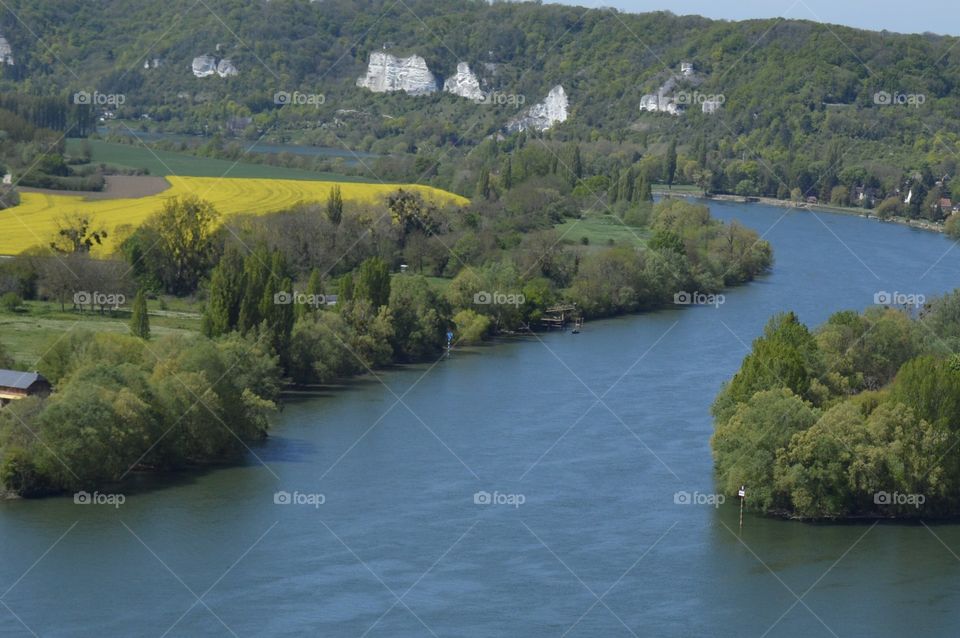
1;200;959;637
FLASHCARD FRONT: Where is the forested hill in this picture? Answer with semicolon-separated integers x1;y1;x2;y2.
2;0;960;201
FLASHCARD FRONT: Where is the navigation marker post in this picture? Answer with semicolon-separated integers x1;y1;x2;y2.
446;330;454;353
738;485;746;531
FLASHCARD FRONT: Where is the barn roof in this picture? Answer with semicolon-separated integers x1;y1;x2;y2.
0;370;45;390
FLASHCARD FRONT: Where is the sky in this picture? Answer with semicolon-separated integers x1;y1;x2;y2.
551;0;959;36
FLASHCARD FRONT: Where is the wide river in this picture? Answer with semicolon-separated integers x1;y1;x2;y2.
2;201;959;637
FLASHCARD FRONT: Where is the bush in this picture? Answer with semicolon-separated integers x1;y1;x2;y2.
0;291;22;312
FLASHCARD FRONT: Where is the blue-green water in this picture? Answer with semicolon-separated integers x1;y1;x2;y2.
2;201;959;637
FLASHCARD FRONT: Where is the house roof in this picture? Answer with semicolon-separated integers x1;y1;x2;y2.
0;370;46;390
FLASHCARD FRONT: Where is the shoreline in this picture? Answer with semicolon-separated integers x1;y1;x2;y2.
653;189;945;234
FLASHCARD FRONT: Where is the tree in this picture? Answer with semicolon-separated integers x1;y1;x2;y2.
665;140;678;189
571;144;583;185
476;168;491;200
712;388;818;511
202;245;246;338
139;196;220;295
503;156;513;190
50;214;107;254
326;185;343;225
129;289;150;340
355;257;391;309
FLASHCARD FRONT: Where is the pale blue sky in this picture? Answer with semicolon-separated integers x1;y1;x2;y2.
551;0;959;36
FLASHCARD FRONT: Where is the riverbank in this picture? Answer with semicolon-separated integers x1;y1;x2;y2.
653;188;945;234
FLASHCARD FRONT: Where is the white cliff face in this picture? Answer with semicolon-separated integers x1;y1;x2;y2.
443;62;484;101
356;52;438;95
0;34;14;65
509;85;568;132
192;55;217;78
193;55;238;78
216;59;238;77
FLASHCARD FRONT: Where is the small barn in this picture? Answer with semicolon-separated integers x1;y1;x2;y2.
0;370;51;406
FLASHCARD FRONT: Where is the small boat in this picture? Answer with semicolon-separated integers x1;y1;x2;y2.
571;316;583;334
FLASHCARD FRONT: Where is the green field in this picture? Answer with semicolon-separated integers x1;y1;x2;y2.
67;139;374;182
555;214;649;249
0;299;201;364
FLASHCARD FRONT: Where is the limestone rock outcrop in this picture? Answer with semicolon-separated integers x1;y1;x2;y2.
192;55;238;78
216;59;238;77
507;85;568;132
443;62;484;101
0;34;13;66
356;52;438;95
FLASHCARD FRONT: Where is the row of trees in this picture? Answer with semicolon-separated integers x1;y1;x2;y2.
0;330;279;496
712;294;960;518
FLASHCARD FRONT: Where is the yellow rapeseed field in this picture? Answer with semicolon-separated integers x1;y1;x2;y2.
0;176;469;255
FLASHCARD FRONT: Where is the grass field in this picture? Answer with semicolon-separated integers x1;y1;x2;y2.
67;139;374;182
0;176;469;255
0;300;200;364
555;214;648;249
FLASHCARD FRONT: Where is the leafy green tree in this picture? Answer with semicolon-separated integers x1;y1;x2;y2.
129;289;150;340
571;144;583;185
388;275;450;361
326;185;344;225
202;246;246;338
665;140;677;188
476;168;491;200
714;312;822;423
138;196;220;295
712;388;818;511
355;257;391;309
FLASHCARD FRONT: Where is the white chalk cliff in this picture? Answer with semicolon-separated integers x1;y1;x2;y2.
443;62;484;101
0;34;14;65
216;59;238;77
192;55;217;78
508;85;568;132
192;55;237;78
356;52;438;95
